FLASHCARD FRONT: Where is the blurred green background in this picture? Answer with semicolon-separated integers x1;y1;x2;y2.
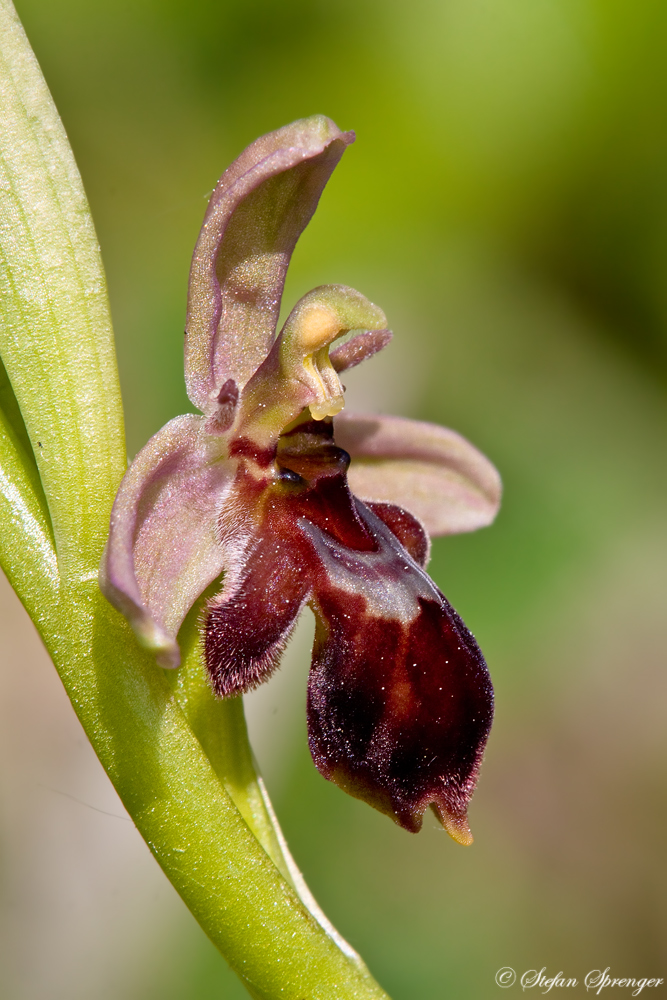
3;0;667;996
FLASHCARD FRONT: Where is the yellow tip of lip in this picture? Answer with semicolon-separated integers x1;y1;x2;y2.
438;809;474;846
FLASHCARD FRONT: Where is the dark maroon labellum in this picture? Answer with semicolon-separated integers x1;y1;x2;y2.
204;420;493;842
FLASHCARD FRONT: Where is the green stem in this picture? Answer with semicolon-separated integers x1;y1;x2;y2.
171;609;368;965
0;2;390;997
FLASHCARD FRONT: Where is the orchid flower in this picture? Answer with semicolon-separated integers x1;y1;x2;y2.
100;115;501;845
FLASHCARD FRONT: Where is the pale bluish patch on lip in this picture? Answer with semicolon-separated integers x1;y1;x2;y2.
297;504;440;625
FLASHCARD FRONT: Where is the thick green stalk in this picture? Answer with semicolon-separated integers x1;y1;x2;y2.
0;2;389;997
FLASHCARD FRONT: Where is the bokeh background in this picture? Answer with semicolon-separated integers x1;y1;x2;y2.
1;0;666;997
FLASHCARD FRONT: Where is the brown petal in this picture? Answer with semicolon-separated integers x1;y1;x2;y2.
330;328;393;372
